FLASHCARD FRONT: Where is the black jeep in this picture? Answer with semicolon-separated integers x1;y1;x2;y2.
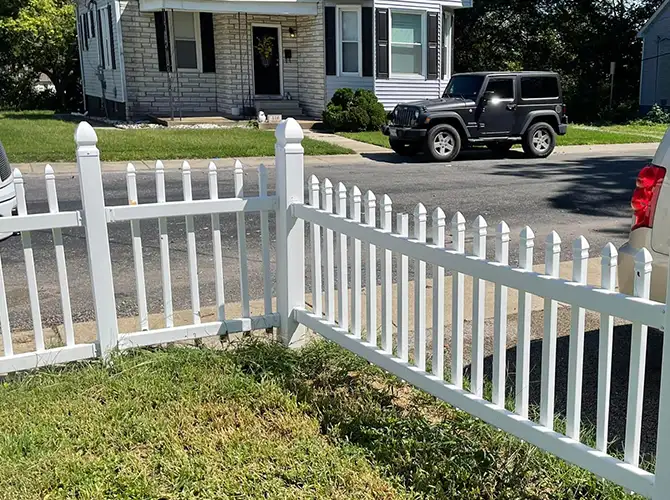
382;71;568;162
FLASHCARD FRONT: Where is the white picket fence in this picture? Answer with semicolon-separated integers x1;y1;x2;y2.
1;118;670;497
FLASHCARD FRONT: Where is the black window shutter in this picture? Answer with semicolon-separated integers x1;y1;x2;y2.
97;9;105;69
79;16;87;51
90;11;95;37
200;13;216;73
154;12;171;72
325;7;336;76
376;9;389;79
107;6;116;69
362;7;373;77
427;12;438;80
82;16;89;50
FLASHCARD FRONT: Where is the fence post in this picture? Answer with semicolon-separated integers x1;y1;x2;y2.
653;259;670;499
275;118;306;347
75;122;119;360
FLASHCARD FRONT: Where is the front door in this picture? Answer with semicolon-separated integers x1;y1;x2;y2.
253;26;281;96
477;77;517;136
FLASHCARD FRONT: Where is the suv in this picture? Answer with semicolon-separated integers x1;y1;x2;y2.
382;71;568;162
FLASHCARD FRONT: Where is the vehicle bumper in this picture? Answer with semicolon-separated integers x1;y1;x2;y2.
558;124;568;135
618;240;668;303
382;125;427;142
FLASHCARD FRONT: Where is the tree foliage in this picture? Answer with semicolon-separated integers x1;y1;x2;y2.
0;0;80;110
454;0;664;122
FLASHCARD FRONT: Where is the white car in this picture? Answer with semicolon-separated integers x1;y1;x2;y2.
0;140;17;241
618;125;670;301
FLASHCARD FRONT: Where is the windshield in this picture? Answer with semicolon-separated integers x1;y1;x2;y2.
443;75;485;99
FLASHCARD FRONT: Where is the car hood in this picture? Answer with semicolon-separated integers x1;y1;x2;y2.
402;97;474;111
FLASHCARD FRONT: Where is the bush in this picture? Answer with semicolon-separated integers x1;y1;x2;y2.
645;104;670;124
322;88;387;132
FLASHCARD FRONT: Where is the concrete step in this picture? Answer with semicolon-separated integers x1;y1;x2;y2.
255;100;303;117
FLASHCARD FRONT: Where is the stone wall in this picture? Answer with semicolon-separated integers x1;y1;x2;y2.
119;1;326;119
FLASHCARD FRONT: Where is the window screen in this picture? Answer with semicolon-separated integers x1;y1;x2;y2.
521;77;559;99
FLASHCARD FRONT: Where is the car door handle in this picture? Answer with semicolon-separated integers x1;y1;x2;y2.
506;104;517;111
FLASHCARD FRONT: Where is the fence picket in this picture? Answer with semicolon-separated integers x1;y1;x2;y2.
431;208;446;379
350;186;362;338
625;248;652;467
209;163;226;321
492;221;510;406
336;183;349;331
45;165;74;346
566;236;590;440
234;160;250;318
414;204;427;370
397;213;409;362
155;161;174;328
365;191;377;345
309;175;322;317
182;161;200;325
258;165;272;318
597;243;617;452
515;227;534;418
0;250;10;355
322;179;335;322
126;164;149;331
14;169;44;351
471;215;487;396
381;195;393;353
540;231;561;429
451;212;466;387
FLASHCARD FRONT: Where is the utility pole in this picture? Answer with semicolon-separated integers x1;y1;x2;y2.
609;61;616;109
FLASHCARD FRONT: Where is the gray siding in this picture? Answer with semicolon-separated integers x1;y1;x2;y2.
640;4;670;108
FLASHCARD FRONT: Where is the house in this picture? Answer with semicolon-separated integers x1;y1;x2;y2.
637;0;670;114
74;0;472;122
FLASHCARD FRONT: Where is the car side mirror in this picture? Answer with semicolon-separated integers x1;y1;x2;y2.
482;90;495;103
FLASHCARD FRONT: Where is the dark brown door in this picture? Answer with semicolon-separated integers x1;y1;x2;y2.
253;26;281;96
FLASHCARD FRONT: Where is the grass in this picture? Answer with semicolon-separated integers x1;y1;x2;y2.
339;121;668;150
0;111;352;162
0;340;642;499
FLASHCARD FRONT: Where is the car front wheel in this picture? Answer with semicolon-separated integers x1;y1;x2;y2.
426;124;461;162
522;122;556;158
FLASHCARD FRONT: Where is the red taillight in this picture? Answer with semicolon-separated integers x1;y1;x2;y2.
631;164;666;230
562;104;567;115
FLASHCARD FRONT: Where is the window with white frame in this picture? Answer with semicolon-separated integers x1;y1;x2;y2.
390;11;424;76
338;7;361;75
172;12;200;70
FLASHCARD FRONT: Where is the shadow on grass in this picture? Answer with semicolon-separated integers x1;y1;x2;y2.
232;339;640;499
485;325;663;461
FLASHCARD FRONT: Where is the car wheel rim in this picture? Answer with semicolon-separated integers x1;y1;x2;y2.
433;132;455;157
532;129;551;152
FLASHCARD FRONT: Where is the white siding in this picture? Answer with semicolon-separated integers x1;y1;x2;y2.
77;0;126;103
326;76;374;101
640;3;670;108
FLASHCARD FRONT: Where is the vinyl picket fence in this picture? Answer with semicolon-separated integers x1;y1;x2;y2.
1;118;670;497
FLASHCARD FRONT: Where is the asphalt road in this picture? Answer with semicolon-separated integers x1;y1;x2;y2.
1;146;655;333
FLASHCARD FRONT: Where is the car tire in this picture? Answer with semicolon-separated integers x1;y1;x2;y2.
425;124;461;162
390;139;421;157
522;122;556;158
486;142;513;154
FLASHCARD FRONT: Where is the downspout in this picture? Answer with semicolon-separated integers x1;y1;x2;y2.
162;9;174;120
76;4;88;113
169;9;182;121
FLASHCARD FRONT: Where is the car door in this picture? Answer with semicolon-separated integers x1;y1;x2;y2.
477;76;517;136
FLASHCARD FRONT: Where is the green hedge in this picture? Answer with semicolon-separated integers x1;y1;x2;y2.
322;88;387;132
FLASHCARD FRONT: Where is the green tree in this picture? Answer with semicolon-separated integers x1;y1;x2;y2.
0;0;80;110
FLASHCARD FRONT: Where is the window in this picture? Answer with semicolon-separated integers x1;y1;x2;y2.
172;12;200;71
520;77;559;99
391;12;423;76
443;75;485;99
485;78;514;100
338;8;361;75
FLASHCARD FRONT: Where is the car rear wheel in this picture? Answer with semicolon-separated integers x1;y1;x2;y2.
390;139;421;157
426;124;461;162
522;122;556;158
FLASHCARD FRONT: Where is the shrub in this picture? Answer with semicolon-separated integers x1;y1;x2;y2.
645;104;670;124
322;88;387;132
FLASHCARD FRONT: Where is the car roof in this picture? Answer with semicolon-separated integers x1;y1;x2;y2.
452;71;559;77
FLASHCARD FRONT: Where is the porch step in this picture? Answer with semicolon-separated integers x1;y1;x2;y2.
255;99;303;117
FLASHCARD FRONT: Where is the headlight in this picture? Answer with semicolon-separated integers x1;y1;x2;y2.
414;110;420;120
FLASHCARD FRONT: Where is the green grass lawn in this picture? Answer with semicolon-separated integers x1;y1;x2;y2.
0;111;352;163
340;122;668;150
0;341;641;499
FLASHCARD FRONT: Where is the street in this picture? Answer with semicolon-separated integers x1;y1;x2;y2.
1;146;654;333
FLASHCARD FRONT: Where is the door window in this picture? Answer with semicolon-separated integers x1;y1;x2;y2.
485;78;514;100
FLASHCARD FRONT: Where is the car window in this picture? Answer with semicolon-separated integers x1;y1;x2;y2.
443;75;485;99
485;79;514;100
521;77;559;99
